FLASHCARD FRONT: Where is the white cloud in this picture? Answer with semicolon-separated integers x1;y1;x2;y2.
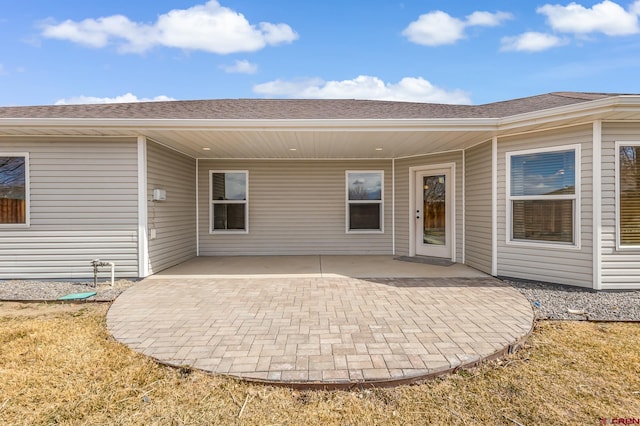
253;77;325;96
41;15;150;51
537;0;640;36
54;93;175;105
466;11;513;27
220;59;258;74
402;11;466;46
253;75;471;104
501;32;566;52
41;0;298;54
402;10;512;46
258;22;298;45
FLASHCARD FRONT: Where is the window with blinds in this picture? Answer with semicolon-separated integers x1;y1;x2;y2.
619;144;640;246
508;147;577;244
0;155;28;225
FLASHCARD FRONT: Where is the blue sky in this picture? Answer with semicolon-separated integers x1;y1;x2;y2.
1;0;640;106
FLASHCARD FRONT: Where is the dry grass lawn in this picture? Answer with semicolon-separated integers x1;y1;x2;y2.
0;302;638;425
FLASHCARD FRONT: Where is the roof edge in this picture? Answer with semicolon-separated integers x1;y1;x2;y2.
0;94;639;132
0;117;499;131
497;94;640;130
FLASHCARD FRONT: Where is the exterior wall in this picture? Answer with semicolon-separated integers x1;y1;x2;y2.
0;137;139;279
496;125;593;287
601;122;640;289
146;141;197;274
464;141;493;273
394;151;463;260
198;160;393;255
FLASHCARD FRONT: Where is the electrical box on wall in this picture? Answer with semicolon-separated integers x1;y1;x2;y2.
152;189;166;201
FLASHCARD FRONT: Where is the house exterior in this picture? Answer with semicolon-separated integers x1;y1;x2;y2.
1;92;639;290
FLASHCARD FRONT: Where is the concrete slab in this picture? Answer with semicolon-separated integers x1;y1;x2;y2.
320;255;486;278
150;255;487;279
153;255;321;278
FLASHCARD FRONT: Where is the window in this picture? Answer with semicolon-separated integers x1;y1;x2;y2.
346;171;383;232
618;143;640;246
0;154;29;226
210;171;248;233
507;146;578;245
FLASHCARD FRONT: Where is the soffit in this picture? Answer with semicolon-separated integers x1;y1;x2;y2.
0;125;494;159
144;128;495;159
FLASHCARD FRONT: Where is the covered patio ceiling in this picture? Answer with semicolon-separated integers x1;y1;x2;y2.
145;127;497;159
0;118;498;159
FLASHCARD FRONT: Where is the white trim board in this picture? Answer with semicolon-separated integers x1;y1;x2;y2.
592;121;602;290
195;158;200;257
137;136;150;277
492;137;498;276
461;149;466;264
392;159;396;255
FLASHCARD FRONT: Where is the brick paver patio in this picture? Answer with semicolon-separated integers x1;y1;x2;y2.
107;276;533;387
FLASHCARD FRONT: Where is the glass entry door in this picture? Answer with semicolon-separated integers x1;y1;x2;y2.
415;168;452;258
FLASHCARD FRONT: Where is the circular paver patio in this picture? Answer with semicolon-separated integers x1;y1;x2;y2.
107;277;533;387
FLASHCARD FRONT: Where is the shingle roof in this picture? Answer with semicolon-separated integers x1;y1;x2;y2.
0;92;624;120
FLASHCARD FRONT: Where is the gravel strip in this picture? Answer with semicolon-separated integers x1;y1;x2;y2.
0;280;135;302
506;279;640;322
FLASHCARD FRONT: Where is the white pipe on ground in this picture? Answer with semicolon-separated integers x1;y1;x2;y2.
107;262;115;286
91;259;115;286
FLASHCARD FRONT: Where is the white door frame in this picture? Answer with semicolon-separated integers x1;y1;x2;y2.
409;163;456;260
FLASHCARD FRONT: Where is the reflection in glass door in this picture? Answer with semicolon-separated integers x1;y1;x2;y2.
422;175;446;246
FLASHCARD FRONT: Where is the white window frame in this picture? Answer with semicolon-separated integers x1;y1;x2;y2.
0;152;30;228
615;141;640;250
506;144;581;249
345;170;384;234
209;170;249;234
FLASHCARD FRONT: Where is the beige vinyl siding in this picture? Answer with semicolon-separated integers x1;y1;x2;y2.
0;137;139;279
146;142;196;273
601;122;640;289
464;142;492;273
198;160;393;255
394;151;463;260
497;125;593;287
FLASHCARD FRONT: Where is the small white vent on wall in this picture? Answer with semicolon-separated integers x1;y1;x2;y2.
152;188;166;201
